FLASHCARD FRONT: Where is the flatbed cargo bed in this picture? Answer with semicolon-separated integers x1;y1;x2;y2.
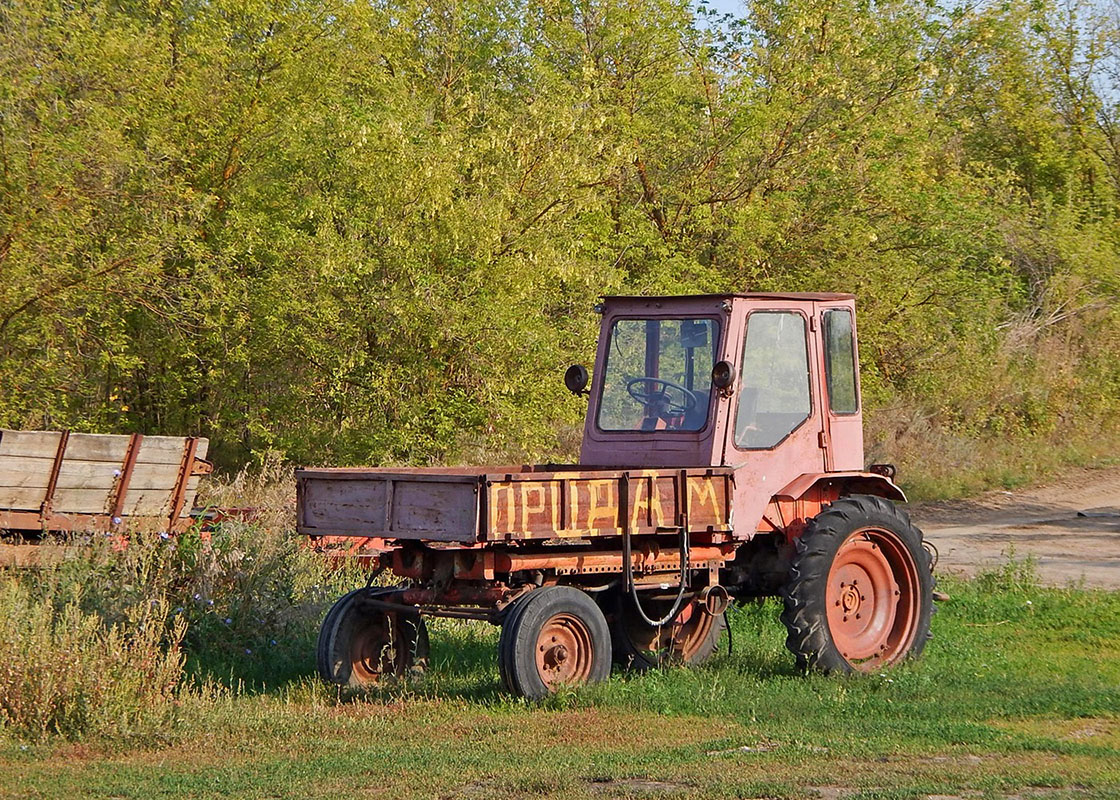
296;465;734;544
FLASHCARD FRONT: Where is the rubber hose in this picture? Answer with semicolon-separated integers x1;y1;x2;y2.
624;523;690;628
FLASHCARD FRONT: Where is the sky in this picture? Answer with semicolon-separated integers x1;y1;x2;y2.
699;0;745;15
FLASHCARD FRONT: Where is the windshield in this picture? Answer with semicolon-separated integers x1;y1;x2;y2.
597;317;720;432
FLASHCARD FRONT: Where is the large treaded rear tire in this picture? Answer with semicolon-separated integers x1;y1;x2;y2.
781;494;933;673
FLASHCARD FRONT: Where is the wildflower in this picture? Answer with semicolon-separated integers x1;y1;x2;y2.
112;516;122;525
224;618;232;625
193;593;201;601
270;639;277;646
245;648;252;655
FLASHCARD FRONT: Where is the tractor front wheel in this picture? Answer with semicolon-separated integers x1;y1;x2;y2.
781;495;933;673
498;586;612;699
317;588;429;687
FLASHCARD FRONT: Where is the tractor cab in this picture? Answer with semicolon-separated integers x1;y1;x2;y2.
571;292;865;473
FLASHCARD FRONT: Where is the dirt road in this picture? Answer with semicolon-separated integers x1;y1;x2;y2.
910;466;1120;589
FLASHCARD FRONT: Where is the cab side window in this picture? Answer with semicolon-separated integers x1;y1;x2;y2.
823;309;858;414
735;312;811;448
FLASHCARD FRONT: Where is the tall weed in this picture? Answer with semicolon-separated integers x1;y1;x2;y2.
0;577;185;741
0;467;364;741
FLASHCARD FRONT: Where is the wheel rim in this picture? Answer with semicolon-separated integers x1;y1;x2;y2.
826;527;921;671
621;598;715;664
535;613;595;689
350;612;405;683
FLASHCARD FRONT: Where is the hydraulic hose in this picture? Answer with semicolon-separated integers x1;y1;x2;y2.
623;523;691;628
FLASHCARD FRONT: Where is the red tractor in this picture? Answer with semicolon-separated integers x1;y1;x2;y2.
298;293;934;698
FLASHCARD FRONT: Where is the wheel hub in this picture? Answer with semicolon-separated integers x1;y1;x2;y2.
543;643;569;668
825;528;921;670
350;615;399;682
839;581;862;615
535;613;593;688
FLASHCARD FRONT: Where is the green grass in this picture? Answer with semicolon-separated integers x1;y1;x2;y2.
1;557;1117;799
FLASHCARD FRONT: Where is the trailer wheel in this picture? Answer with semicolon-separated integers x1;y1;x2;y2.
781;495;933;673
610;594;725;670
317;589;429;687
498;586;611;700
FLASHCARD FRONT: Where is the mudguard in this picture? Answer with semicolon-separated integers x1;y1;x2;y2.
776;471;906;504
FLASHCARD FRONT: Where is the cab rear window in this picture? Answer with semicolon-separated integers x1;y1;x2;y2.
823;309;858;414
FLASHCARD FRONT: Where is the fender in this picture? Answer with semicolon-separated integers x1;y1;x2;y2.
777;471;906;504
757;471;907;540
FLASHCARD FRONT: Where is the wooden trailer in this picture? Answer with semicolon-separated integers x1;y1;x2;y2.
0;430;212;546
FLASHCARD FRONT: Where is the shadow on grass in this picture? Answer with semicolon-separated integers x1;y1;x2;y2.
336;603;802;707
183;599;801;703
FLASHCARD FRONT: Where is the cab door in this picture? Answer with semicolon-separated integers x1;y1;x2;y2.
816;302;863;471
721;300;827;535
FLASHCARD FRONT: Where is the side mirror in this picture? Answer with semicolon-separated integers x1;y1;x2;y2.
564;364;590;396
711;360;734;396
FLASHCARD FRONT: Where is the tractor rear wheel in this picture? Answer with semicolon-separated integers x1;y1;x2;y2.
317;588;429;687
781;495;933;673
498;586;611;700
610;594;725;670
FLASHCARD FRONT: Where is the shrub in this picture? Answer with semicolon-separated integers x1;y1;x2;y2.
0;577;185;741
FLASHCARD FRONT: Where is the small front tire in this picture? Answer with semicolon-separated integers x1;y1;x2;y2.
498;586;612;699
317;588;429;687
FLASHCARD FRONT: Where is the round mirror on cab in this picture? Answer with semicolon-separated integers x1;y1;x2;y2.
564;364;590;396
711;360;734;393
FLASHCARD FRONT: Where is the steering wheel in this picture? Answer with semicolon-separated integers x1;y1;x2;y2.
625;377;699;415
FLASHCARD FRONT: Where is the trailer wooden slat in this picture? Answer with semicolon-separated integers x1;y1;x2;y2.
0;431;208;464
0;482;200;516
0;458;191;490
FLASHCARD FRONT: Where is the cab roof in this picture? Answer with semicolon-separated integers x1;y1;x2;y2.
601;292;855;302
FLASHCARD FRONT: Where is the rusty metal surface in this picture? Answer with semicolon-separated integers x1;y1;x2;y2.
108;433;143;523
38;430;69;518
296;466;733;544
166;437;203;527
0;509;201;535
485;468;733;541
298;470;481;542
492;543;733;575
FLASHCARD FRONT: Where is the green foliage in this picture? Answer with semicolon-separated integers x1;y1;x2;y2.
1;0;1118;475
0;516;363;742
